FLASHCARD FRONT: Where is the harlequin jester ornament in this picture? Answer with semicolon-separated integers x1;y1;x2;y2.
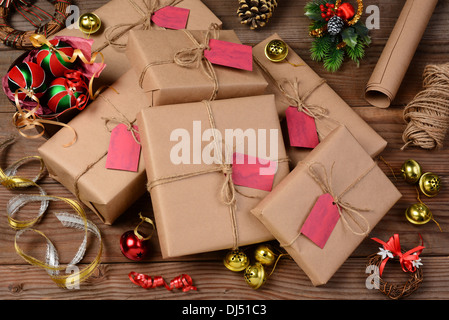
7;61;47;101
305;0;371;72
35;39;76;78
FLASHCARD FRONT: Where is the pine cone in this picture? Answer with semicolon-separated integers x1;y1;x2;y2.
237;0;278;30
327;16;344;36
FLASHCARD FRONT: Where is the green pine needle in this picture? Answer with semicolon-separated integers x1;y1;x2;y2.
310;36;332;62
323;45;345;72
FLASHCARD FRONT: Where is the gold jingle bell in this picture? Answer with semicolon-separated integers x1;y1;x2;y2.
405;203;432;225
244;262;266;290
223;249;249;272
79;13;102;35
265;39;288;62
254;244;276;267
419;172;441;198
401;159;422;184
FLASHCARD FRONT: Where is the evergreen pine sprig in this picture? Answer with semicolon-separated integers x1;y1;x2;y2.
305;0;371;72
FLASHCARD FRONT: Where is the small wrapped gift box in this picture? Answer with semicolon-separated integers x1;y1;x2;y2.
252;34;387;164
126;28;268;106
136;95;290;258
53;0;222;87
251;125;402;286
38;70;150;225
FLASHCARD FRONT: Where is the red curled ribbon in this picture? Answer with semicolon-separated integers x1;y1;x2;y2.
129;272;197;292
371;234;425;276
63;70;90;111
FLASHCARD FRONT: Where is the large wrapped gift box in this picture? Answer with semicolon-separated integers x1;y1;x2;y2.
252;34;387;165
251;125;402;286
38;70;150;225
136;95;290;258
126;28;268;106
53;0;222;87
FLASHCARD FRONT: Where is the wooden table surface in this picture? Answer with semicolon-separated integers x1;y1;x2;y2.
1;0;449;302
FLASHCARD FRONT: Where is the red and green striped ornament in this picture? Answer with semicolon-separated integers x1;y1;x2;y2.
36;39;76;78
7;61;47;100
46;77;88;114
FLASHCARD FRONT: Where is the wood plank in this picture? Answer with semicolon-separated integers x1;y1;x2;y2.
0;257;448;300
1;0;449;300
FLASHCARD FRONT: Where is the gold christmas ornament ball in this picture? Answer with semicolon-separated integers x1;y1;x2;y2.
244;263;266;290
254;244;276;266
419;172;441;198
265;39;288;62
79;13;102;35
401;159;422;184
405;203;432;225
223;249;249;272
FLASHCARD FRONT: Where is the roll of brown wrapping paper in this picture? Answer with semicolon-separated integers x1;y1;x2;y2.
365;0;438;108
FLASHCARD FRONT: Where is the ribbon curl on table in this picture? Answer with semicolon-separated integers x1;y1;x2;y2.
0;137;103;288
371;234;424;277
9;194;103;288
281;161;374;248
129;272;197;292
99;0;184;51
139;23;221;101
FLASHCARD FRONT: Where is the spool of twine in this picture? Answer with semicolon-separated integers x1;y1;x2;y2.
402;63;449;151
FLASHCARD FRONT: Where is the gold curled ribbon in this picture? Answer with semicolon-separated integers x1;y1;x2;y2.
0;136;49;229
29;33;106;101
12;88;78;147
134;212;155;241
1;137;103;288
11;195;103;288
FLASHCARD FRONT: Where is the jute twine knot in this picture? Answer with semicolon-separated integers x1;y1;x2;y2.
402;63;449;150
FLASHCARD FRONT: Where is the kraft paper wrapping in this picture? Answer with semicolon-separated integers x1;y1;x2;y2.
53;0;222;87
253;34;387;165
364;0;438;108
251;126;402;286
126;29;268;106
136;95;290;258
38;70;150;225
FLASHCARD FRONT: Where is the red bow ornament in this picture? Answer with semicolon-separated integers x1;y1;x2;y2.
371;234;424;276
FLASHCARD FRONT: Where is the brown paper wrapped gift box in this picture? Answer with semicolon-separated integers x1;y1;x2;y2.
136;95;290;258
251;125;402;286
252;34;387;165
38;70;151;225
126;29;268;106
53;0;222;87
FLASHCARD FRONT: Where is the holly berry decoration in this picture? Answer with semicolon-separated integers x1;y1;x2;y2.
7;61;47;101
305;0;371;72
45;73;88;114
35;39;76;78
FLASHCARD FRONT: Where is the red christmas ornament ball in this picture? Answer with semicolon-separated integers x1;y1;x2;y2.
337;2;355;20
7;61;47;101
120;230;150;261
45;76;88;113
35;39;76;78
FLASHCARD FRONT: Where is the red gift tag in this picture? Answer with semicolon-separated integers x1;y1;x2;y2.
300;193;340;249
204;39;253;71
231;153;277;191
285;106;319;148
151;6;190;30
106;124;141;172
